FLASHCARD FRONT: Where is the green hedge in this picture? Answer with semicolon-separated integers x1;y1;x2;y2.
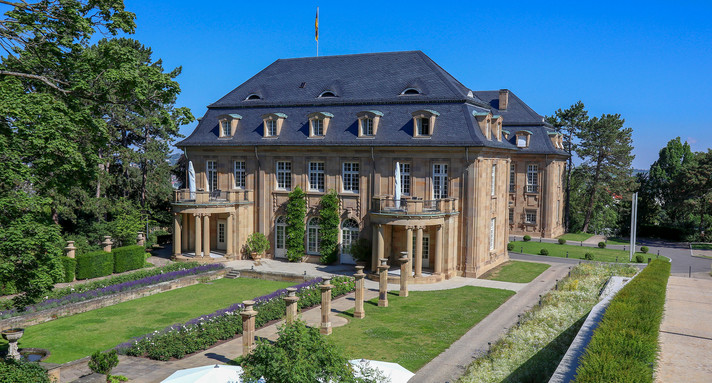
76;251;114;280
60;257;76;283
113;245;146;273
574;259;670;383
0;359;52;383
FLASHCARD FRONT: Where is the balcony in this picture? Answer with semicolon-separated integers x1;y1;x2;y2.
173;189;253;206
371;196;458;216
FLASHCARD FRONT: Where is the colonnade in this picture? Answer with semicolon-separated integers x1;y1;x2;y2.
371;222;444;277
173;211;235;258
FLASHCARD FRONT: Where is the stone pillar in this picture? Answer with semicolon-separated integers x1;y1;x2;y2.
284;287;299;324
373;224;385;272
399;252;409;297
173;214;181;256
194;214;202;257
65;241;77;259
181;213;189;252
434;224;443;275
240;300;258;356
378;258;389;307
226;212;234;257
415;226;423;277
102;236;113;252
137;232;145;247
320;277;333;335
203;213;210;257
406;226;414;278
354;266;366;319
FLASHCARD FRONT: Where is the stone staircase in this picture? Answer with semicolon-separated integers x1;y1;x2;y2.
224;268;241;279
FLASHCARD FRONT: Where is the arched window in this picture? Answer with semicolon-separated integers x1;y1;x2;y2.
401;88;420;95
318;91;336;98
307;217;321;254
341;219;359;256
245;94;261;100
275;216;287;258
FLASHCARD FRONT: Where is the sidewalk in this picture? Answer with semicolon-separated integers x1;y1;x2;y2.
656;276;712;382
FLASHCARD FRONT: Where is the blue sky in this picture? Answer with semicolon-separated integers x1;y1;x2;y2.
70;1;712;167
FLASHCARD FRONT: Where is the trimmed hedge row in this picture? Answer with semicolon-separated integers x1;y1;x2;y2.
60;257;76;283
113;245;146;273
69;245;146;280
574;259;670;383
76;251;114;280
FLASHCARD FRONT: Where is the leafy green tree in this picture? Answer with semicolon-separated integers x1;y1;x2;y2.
319;190;340;264
286;187;307;262
678;150;712;241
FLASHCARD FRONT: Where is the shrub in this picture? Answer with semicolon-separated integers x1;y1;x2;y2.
286;187;307;262
60;257;76;282
318;191;340;265
245;233;270;255
539;249;549;256
89;349;119;382
349;238;372;265
523;235;531;242
598;241;606;249
0;358;52;383
76;251;114;280
635;254;645;263
112;245;145;273
507;242;514;251
584;253;594;260
641;246;649;254
558;238;566;245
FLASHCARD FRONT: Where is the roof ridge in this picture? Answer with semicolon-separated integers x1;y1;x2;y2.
416;51;470;98
275;50;423;61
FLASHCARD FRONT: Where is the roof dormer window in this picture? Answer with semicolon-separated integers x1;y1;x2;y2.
356;110;383;138
261;113;287;138
221;120;230;137
515;130;533;148
245;94;261;101
472;111;493;139
318;91;337;98
411;109;439;138
401;88;420;95
491;115;503;141
307;111;333;138
549;132;564;149
217;114;242;138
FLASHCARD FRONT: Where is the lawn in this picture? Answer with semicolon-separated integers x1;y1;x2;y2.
605;237;630;245
510;241;668;263
558;232;593;242
3;278;292;363
329;286;515;372
691;243;712;250
480;261;550;283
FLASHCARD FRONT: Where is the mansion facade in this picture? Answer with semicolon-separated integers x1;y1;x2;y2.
173;51;566;279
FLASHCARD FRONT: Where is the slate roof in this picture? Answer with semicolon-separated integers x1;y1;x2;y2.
178;51;566;156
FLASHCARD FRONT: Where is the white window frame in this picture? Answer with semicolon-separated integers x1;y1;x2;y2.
417;118;430;136
491;163;497;196
307;217;321;254
525;210;537;224
266;120;277;137
399;163;411;196
311;119;324;136
527;164;538;193
509;208;514;223
433;163;448;199
362;118;374;136
412;234;431;263
275;215;286;253
490;217;496;251
233;161;245;189
206;160;218;192
308;161;325;192
221;120;231;137
340;219;359;255
509;163;516;193
342;162;360;193
276;161;292;190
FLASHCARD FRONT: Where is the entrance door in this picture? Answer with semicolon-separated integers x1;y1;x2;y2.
275;216;287;258
340;219;359;264
217;220;227;250
412;233;431;268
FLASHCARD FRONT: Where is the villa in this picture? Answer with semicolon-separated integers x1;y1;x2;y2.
172;51;566;280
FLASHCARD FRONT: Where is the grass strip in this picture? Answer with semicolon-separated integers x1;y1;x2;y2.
480;261;550;283
558;233;594;242
510;241;667;263
691;243;712;250
573;260;670;383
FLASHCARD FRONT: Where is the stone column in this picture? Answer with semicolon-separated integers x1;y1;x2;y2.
181;213;189;252
406;226;414;278
203;213;211;257
284;287;299;323
415;226;423;277
137;232;145;247
434;224;443;275
173;214;181;256
102;236;113;252
194;214;202;257
240;300;258;356
320;277;333;335
399;252;409;297
226;212;234;257
373;224;385;273
65;241;77;259
378;258;389;307
354;266;366;319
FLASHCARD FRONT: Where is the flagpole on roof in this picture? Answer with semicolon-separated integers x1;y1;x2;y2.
315;7;319;56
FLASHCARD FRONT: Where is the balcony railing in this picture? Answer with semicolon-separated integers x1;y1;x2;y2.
173;189;253;204
371;196;458;215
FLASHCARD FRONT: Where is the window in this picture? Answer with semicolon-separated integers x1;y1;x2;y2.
527;164;538;193
525;210;537;224
433;163;448;199
416;118;430;136
262;113;287;138
319;91;336;98
486;119;491;139
311;119;324;136
234;161;245;189
308;161;325;192
490;218;496;251
491;163;497;196
399;163;411;196
307;112;333;138
221;120;230;137
517;136;527;147
412;109;439;137
401;88;420;95
357;110;382;138
509;208;514;223
217;114;241;137
363;118;374;136
341;219;359;255
275;216;286;253
245;94;261;100
206;160;217;192
342;162;359;193
276;161;291;190
307;217;321;254
412;234;430;262
266;120;277;137
509;163;516;193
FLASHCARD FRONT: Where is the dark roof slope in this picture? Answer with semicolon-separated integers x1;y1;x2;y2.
473;90;545;126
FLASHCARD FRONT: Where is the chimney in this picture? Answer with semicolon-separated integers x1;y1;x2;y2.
499;89;509;110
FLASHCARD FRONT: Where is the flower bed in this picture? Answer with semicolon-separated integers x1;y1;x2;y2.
458;263;637;383
117;276;355;360
0;263;222;319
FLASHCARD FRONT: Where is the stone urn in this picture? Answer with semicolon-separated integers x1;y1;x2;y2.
251;251;262;265
2;328;24;360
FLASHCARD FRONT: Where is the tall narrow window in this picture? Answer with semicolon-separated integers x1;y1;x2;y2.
266;120;277;137
206;160;217;192
363;118;374;136
341;219;359;257
412;234;430;263
417;118;430;136
275;216;286;257
234;161;245;189
311;119;324;136
490;217;496;251
491;163;497;196
307;217;321;254
221;120;230;137
509;163;516;193
527;164;538;193
433;163;448;199
308;161;325;192
399;163;411;196
276;161;291;190
342;162;359;193
509;209;514;223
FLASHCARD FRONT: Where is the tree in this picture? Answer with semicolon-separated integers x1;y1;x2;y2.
319;190;340;264
678;150;712;241
286;187;307;262
546;101;588;231
88;349;119;383
575;114;634;233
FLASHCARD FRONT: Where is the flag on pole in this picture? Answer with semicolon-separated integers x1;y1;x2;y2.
315;7;319;42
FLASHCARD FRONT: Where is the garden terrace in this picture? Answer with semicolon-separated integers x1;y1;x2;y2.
510;240;668;263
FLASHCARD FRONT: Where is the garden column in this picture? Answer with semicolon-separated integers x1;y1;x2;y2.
399;253;409;297
354;266;366;318
434;224;443;275
203;213;210;257
240;300;258;356
102;236;113;252
373;224;385;273
406;226;414;278
378;258;389;307
181;213;189;251
65;241;76;259
194;214;202;257
320;277;333;335
415;226;423;277
226;212;234;257
284;287;299;323
173;213;182;256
